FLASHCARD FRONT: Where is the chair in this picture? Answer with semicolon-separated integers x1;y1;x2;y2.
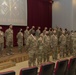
20;66;38;75
54;59;68;75
39;62;55;75
0;71;15;75
67;57;76;75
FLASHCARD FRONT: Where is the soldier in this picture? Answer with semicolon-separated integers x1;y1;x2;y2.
29;26;35;35
59;30;66;58
16;29;23;53
0;26;4;56
50;30;58;60
72;31;76;57
48;28;53;37
24;26;29;46
43;32;51;62
35;27;41;39
5;25;13;55
37;33;44;65
26;33;37;67
43;27;47;35
66;32;72;56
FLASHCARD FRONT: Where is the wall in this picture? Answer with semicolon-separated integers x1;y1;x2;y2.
52;0;73;30
72;0;76;30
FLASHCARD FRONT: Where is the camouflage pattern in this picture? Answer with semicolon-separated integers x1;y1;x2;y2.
0;28;4;55
50;31;58;60
43;33;51;62
29;26;35;35
37;34;44;65
59;32;66;58
48;28;53;37
43;27;47;35
24;27;29;45
16;29;23;53
26;34;37;67
66;32;72;56
71;32;76;56
5;26;13;55
35;27;41;39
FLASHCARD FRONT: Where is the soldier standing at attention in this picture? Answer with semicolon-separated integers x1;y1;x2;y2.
48;28;53;37
5;25;13;55
29;26;35;35
50;30;58;60
37;33;44;65
24;26;29;46
35;27;41;39
0;26;4;56
26;33;37;67
43;27;47;35
66;32;72;56
72;31;76;57
16;29;23;53
59;30;66;58
43;32;51;62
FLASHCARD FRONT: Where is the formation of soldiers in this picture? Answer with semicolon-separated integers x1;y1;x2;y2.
0;25;76;67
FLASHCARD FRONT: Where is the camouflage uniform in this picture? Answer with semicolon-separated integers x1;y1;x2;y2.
50;31;58;60
37;35;44;65
16;29;23;53
35;27;41;39
0;27;4;55
59;32;66;58
26;34;37;67
24;27;29;45
43;33;50;62
66;32;72;56
48;28;53;37
29;26;35;35
71;32;76;56
5;26;13;55
43;27;47;35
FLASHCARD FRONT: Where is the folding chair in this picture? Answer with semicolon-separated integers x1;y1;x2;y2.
39;62;55;75
67;57;76;75
54;59;68;75
0;71;15;75
20;66;38;75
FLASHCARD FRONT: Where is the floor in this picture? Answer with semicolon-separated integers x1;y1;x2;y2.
0;47;73;75
0;55;72;75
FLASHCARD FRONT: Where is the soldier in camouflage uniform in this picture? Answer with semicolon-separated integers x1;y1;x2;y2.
71;31;76;57
59;30;66;58
50;30;58;60
5;25;13;55
35;27;41;39
16;29;23;53
43;32;51;62
29;26;35;35
0;26;4;56
37;33;44;65
66;32;72;56
26;34;37;67
48;28;53;37
43;27;47;35
24;26;29;46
